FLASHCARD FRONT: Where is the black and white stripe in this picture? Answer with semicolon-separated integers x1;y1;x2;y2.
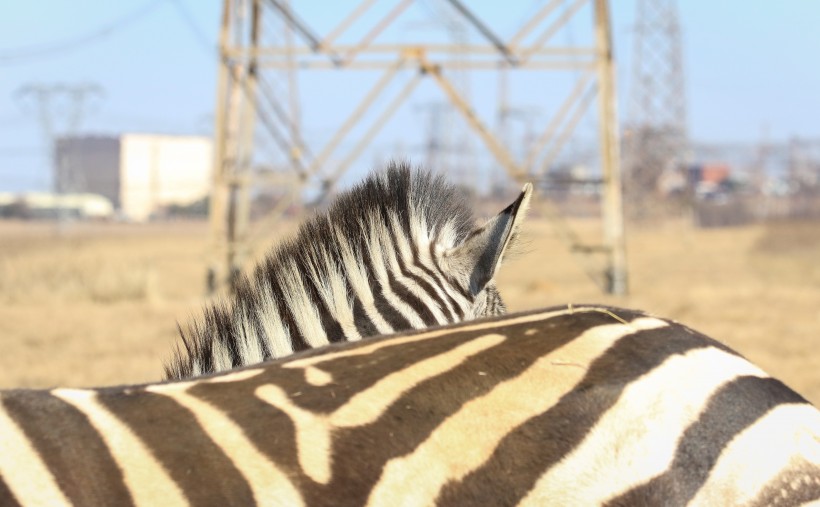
165;163;532;380
3;305;819;506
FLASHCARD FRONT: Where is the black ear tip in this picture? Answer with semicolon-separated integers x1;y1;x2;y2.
505;182;533;215
519;183;533;204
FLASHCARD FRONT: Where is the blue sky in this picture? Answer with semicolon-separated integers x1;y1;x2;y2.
1;1;819;191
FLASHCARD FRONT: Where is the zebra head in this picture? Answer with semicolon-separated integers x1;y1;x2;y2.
165;162;532;379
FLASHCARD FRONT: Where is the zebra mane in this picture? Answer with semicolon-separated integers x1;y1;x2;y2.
166;162;477;379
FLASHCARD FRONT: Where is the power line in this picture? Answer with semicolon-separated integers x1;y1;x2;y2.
0;0;166;64
168;0;217;54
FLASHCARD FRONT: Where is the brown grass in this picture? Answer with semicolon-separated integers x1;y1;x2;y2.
0;217;818;406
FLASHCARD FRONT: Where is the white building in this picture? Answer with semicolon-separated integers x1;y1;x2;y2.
56;134;212;221
0;192;114;219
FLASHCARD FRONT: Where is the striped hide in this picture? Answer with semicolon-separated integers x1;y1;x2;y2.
2;305;819;506
165;163;532;380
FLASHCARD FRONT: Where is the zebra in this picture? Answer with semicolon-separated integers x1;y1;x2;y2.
2;305;818;506
165;162;532;380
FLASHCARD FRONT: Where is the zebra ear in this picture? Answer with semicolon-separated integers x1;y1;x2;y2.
446;183;533;296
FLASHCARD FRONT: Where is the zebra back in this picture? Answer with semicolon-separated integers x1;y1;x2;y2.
165;163;532;380
2;305;819;506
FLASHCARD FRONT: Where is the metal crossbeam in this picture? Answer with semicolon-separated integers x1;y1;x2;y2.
442;0;518;65
421;58;524;182
264;0;321;51
307;58;407;178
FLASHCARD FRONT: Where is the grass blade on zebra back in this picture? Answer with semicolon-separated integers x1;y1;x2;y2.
165;162;532;380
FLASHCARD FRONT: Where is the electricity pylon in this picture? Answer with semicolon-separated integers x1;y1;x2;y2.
208;0;627;295
624;0;688;216
16;83;104;228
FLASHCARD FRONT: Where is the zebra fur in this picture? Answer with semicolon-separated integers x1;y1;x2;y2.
2;305;818;506
165;162;532;380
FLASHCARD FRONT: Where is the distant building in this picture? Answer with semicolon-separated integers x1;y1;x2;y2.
687;163;732;188
688;163;734;199
55;134;212;221
0;192;114;219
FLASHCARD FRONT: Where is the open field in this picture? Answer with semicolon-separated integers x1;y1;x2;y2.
1;217;818;405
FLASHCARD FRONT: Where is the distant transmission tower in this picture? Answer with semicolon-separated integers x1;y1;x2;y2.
16;84;104;193
16;83;104;228
625;0;688;216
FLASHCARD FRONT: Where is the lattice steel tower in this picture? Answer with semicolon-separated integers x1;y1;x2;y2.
624;0;688;215
208;0;628;295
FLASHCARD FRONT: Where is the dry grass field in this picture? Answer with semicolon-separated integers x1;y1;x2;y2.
0;216;818;406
